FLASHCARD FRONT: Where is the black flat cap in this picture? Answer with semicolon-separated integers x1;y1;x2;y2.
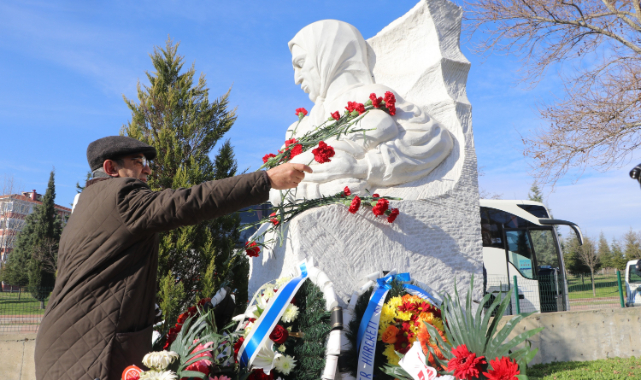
87;136;157;171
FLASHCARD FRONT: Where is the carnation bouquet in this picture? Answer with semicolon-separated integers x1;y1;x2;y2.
342;271;447;380
383;277;543;380
233;260;342;380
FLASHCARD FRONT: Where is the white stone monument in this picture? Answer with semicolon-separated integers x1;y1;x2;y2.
249;0;483;304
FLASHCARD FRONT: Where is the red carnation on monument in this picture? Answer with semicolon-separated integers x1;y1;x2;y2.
290;144;303;158
387;208;399;223
372;193;380;198
372;198;389;216
331;111;340;120
343;186;351;196
233;336;245;362
262;153;276;164
483;356;520;380
312;141;335;163
345;101;356;113
245;241;260;257
384;91;397;115
370;93;383;108
354;103;366;115
295;107;308;117
348;196;361;214
447;344;487;380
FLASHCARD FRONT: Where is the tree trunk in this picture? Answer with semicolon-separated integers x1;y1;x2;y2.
40;300;45;309
581;274;585;285
590;269;596;297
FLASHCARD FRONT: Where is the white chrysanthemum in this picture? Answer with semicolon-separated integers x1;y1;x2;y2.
277;344;286;352
273;354;296;375
275;277;291;287
281;304;299;323
142;351;179;370
139;370;178;380
262;287;276;300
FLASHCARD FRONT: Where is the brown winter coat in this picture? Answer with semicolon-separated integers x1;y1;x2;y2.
34;172;271;380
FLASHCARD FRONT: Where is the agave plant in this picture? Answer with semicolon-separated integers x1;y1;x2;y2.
383;276;543;380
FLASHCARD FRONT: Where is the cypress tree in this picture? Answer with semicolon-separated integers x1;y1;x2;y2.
122;38;246;331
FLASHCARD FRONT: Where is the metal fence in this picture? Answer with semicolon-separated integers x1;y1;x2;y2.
0;286;52;333
485;272;625;315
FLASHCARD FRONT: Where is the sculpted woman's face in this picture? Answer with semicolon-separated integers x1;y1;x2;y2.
291;45;321;102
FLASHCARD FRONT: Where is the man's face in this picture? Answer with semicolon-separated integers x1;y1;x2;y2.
112;153;152;182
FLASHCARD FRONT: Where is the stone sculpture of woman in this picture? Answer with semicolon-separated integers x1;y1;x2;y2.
270;20;454;204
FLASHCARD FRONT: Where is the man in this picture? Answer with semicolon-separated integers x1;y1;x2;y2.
34;136;311;380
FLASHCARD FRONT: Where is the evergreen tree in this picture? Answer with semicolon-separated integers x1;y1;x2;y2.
528;181;544;202
611;239;628;271
623;228;641;261
122;38;245;332
2;171;61;308
597;232;612;269
563;235;589;276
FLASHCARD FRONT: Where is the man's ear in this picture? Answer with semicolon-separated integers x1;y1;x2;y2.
103;160;120;177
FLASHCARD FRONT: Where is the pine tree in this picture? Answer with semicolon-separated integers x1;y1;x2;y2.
121;38;244;332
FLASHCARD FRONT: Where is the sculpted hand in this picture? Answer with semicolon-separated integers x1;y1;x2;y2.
304;150;368;182
266;163;313;190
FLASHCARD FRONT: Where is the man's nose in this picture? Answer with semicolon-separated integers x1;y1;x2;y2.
142;165;152;175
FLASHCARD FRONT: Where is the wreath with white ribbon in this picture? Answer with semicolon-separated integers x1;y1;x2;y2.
234;259;343;380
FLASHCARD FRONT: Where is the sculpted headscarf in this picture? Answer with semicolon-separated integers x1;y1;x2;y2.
288;20;453;186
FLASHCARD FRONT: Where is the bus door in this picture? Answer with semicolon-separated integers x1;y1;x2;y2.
503;228;541;313
529;227;567;312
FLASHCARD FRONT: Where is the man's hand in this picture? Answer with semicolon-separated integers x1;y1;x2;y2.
266;163;313;190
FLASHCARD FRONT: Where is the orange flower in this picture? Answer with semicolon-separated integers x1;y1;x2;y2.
382;325;399;344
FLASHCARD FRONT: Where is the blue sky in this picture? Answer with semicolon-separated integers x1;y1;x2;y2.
1;0;639;243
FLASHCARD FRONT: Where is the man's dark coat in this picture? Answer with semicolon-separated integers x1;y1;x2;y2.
34;172;271;380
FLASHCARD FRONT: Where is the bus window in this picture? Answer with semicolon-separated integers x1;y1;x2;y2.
530;229;559;269
505;230;535;279
630;265;641;283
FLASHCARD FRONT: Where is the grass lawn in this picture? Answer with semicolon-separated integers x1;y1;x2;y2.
529;356;641;379
0;290;48;316
567;275;620;300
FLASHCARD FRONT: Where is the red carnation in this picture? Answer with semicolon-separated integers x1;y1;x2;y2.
348;196;361;214
372;198;389;216
245;241;260;257
387;208;399;223
447;344;487;380
262;153;276;164
372;193;380;198
483;356;520;380
354;103;366;114
233;336;245;362
384;91;397;116
295;107;308;117
331;111;340;120
269;212;280;225
312;141;335;163
345;101;356;112
197;297;211;307
289;144;303;159
285;138;298;147
343;186;351;196
187;306;197;316
369;93;383;108
177;312;187;324
269;324;289;344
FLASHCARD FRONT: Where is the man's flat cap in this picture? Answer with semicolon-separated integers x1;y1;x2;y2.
87;136;157;171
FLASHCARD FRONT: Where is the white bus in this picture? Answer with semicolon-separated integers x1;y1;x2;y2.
480;199;583;314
